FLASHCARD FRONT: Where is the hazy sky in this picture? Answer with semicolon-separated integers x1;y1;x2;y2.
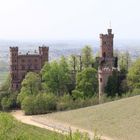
0;0;139;40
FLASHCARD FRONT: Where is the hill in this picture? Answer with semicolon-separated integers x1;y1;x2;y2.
0;112;64;140
35;95;140;140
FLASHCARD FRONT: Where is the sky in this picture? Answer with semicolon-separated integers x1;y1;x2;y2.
0;0;140;40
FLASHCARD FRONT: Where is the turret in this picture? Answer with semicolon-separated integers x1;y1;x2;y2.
39;46;49;66
100;29;114;58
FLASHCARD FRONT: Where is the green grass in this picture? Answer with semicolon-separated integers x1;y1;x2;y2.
0;112;64;140
38;95;140;140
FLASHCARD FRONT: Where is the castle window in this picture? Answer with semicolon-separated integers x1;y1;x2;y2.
100;78;102;82
103;52;106;58
103;41;106;45
16;84;18;89
34;65;38;69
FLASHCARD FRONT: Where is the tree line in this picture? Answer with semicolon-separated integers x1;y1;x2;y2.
0;46;139;114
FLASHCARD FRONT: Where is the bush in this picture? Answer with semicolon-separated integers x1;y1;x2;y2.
1;97;12;111
57;95;74;111
72;90;84;100
21;93;57;115
131;88;140;96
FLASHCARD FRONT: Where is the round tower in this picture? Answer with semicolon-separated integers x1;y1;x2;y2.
39;46;49;66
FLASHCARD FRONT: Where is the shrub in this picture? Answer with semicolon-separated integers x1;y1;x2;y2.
21;93;57;115
57;95;74;111
1;97;12;111
72;90;84;100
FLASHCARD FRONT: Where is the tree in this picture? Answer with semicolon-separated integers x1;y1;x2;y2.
68;55;78;72
0;75;18;110
17;72;41;103
75;67;98;97
127;58;140;90
42;57;70;96
105;71;119;97
21;93;57;115
81;46;94;69
119;51;131;75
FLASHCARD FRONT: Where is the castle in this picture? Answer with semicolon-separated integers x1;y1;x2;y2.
9;29;117;95
10;46;49;91
98;29;118;99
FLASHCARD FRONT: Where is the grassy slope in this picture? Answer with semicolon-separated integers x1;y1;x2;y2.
0;112;64;140
41;95;140;140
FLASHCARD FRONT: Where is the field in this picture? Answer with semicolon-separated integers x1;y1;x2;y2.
0;112;64;140
35;95;140;140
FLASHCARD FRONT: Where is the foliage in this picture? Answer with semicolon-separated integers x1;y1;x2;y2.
76;68;98;97
42;57;70;96
81;46;94;68
68;54;79;72
119;51;131;74
17;72;41;104
72;90;84;100
0;76;18;110
56;94;74;111
21;93;57;115
105;70;119;97
127;58;140;90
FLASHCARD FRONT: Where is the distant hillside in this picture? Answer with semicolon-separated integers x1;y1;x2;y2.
39;95;140;140
1;39;140;61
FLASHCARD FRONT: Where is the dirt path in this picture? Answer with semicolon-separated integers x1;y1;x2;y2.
11;110;113;140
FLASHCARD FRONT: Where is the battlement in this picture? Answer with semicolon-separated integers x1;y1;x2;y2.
10;47;18;52
99;67;117;73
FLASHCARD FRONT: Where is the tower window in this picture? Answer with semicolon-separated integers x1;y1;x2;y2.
103;52;106;57
103;41;106;45
100;78;102;82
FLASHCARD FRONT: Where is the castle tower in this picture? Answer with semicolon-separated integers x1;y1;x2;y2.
98;29;118;101
39;46;49;67
10;47;19;90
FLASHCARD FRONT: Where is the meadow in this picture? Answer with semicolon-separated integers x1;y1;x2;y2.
35;95;140;140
